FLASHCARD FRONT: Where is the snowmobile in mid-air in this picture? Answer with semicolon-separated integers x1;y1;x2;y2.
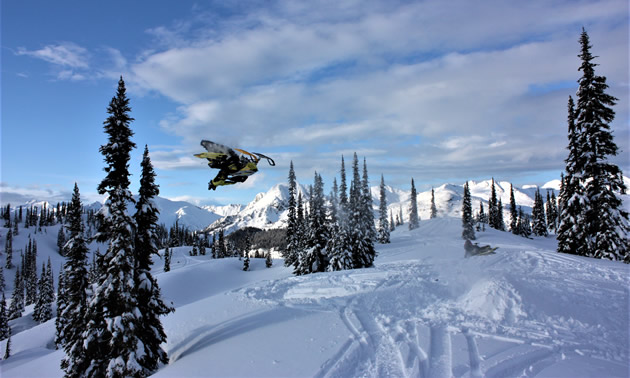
194;140;275;190
464;239;498;258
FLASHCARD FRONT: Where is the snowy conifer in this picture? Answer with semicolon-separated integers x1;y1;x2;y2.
33;263;53;323
348;154;376;269
574;29;629;261
8;268;24;320
0;294;9;340
488;178;500;230
509;184;518;234
134;145;173;374
362;159;377;244
462;181;475;240
557;96;587;255
162;247;170;272
378;175;390;244
82;77;143;377
4;230;12;269
532;189;548;237
430;188;438;219
60;183;91;375
285;161;299;268
297;173;327;274
408;179;419;230
0;267;4;293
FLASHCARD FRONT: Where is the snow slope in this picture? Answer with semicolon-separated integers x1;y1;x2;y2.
1;217;628;377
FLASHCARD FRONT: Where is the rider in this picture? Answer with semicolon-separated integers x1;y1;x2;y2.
207;152;258;190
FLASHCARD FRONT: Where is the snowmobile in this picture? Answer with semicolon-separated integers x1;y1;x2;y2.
464;239;498;258
194;140;275;190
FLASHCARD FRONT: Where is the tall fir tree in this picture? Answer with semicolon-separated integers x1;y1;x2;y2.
557;96;586;255
509;184;518;234
33;263;53;323
298;172;328;274
430;188;438;219
327;159;353;272
347;154;376;269
461;181;475;240
7;268;24;320
488;178;500;230
60;183;91;376
0;294;8;340
134;145;173;374
531;189;548;237
82;76;143;377
378;175;390;244
408;179;419;230
4;229;13;269
574;29;629;261
285;161;299;268
163;247;171;272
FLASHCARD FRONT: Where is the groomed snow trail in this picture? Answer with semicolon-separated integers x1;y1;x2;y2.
240;218;629;377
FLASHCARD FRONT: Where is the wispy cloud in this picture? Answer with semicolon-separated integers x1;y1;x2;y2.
17;42;90;68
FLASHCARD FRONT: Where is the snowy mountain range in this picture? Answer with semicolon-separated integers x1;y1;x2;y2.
4;177;628;235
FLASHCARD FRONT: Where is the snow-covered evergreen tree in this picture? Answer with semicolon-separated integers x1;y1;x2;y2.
348;154;376;269
4;229;13;269
0;294;9;340
163;247;171;272
531;189;548;237
0;267;4;293
243;251;250;271
4;328;11;359
462;181;475;240
378;175;390;244
284;161;299;268
557;96;586;255
516;207;532;238
488;178;500;230
476;202;487;231
408;179;419;230
134;145;173;374
33;263;53;323
7;268;24;320
574;29;629;261
309;172;329;272
60;183;91;375
509;184;518;234
82;77;143;377
362;159;377;245
546;191;558;233
430;188;438;219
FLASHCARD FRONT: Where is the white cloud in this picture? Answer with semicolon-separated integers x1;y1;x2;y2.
17;42;89;68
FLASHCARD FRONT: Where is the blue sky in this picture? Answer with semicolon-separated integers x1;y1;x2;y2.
1;0;628;206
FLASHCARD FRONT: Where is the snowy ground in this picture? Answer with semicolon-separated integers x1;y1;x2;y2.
1;217;629;377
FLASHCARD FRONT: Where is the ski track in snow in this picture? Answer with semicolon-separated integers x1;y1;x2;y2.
238;218;629;377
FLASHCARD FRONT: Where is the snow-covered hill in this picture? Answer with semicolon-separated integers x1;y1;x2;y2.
1;217;628;377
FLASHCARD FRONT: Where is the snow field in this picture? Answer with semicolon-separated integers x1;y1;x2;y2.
0;217;628;377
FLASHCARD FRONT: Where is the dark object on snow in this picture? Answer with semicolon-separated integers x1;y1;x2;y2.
195;140;275;190
464;239;498;258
